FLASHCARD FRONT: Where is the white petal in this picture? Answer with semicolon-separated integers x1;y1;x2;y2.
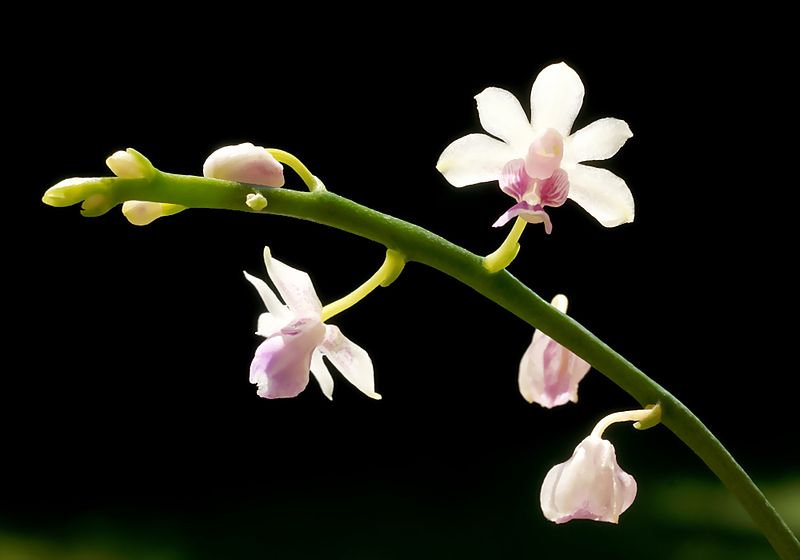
310;350;335;400
256;312;289;337
436;133;517;188
530;62;585;137
567;165;635;227
263;247;322;317
320;325;381;400
243;271;291;320
475;87;535;152
565;118;633;165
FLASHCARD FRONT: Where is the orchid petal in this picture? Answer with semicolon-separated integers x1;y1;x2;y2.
249;318;326;399
540;435;637;524
436;133;517;188
566;118;633;165
567;165;634;227
243;271;291;320
263;247;322;317
256;312;288;337
320;325;381;400
310;350;335;400
499;159;531;201
530;62;585;137
475;87;535;151
538;169;570;208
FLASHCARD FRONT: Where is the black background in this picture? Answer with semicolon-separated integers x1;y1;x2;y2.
4;11;797;559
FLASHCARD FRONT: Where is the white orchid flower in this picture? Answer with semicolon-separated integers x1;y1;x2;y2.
244;247;381;400
540;435;637;524
437;62;634;230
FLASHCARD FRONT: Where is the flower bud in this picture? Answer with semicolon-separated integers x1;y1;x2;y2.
203;143;285;187
540;435;637;524
106;148;155;179
121;201;185;226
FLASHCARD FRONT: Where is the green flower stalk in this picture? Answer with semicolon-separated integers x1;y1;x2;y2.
40;157;798;558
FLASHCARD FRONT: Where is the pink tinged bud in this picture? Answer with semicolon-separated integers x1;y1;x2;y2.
249;317;326;399
518;294;590;405
203;142;285;187
540;435;637;524
525;128;564;180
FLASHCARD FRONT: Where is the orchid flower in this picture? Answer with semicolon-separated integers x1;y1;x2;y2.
540;406;660;525
244;247;381;400
518;294;590;408
540;435;637;524
437;62;634;231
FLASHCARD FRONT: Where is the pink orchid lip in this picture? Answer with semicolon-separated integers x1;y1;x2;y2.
493;202;552;234
497;157;569;234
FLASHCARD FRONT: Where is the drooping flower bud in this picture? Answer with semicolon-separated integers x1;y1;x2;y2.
518;294;590;407
540;435;637;524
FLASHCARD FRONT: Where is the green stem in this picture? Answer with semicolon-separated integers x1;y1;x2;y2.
46;172;800;559
320;249;406;322
484;217;527;272
267;149;321;192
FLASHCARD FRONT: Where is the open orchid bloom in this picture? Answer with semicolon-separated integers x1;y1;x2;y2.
519;295;590;408
540;435;637;524
244;247;381;400
437;62;634;230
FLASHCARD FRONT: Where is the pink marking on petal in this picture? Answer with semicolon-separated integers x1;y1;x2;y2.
525;129;564;180
539;336;590;405
499;159;532;201
539;168;570;208
541;338;574;405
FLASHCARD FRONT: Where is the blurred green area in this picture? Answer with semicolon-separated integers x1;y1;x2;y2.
2;472;796;560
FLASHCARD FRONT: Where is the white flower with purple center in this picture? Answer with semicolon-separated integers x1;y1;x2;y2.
244;247;381;400
437;62;634;232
